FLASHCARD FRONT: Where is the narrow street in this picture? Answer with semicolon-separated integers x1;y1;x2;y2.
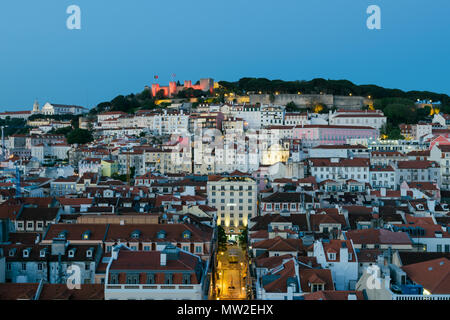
211;244;250;300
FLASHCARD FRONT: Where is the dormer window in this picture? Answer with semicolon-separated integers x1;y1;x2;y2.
40;248;47;258
86;248;93;258
182;230;191;239
328;252;337;261
157;230;166;239
68;248;76;258
131;230;141;239
58;230;68;239
23;249;30;258
310;283;325;292
9;248;16;257
82;230;91;240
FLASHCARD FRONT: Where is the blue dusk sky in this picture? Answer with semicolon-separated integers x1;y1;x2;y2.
0;0;449;111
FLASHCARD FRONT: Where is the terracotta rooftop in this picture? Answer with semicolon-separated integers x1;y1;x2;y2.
402;258;450;294
345;228;412;245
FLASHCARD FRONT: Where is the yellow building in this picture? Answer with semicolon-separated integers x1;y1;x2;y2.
101;159;118;177
260;143;290;166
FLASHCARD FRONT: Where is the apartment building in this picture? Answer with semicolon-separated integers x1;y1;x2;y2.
104;244;207;300
329;109;387;131
207;172;257;237
396;160;440;186
308;158;370;184
430;144;450;190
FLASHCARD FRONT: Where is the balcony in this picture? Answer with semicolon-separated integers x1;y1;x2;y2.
106;284;198;291
105;283;203;300
392;294;450;300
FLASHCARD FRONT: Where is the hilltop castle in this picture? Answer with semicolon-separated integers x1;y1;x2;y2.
148;78;214;97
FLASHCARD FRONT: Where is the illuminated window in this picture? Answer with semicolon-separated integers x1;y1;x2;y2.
82;230;91;240
182;231;191;239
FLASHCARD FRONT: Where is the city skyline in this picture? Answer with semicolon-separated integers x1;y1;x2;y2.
1;0;449;111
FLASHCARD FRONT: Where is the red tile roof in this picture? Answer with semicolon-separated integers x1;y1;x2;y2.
402;258;450;294
397;160;439;169
110;250;201;284
263;259;297;293
309;158;370;167
253;236;305;253
39;284;104;300
346;229;412;245
303;290;365;300
0;283;39;300
299;269;334;292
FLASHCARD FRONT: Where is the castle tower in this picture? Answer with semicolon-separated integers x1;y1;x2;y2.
169;81;177;96
32;100;40;114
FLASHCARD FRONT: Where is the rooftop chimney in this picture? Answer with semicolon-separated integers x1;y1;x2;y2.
160;253;167;266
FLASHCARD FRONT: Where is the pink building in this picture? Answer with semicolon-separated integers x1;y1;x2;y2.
293;125;377;147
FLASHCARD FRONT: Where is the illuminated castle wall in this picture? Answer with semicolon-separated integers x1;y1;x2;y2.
151;78;214;97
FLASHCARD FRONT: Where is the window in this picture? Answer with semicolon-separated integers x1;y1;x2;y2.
22;263;27;271
131;230;141;239
144;246;150;251
165;273;173;284
126;274;139;284
182;231;191;239
82;230;91;240
110;273;119;284
182;273;191;284
328;252;337;261
311;284;324;292
195;246;202;253
157;230;166;239
146;273;155;284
